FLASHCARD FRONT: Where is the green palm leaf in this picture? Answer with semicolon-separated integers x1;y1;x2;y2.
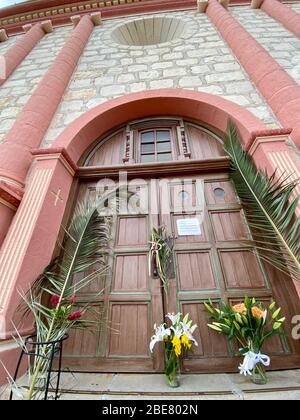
224;121;300;282
15;188;125;399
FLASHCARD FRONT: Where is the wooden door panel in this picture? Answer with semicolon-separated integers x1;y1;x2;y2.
171;182;198;212
219;249;268;290
211;210;249;241
63;303;102;357
72;263;107;295
187;124;224;160
108;303;150;357
117;216;148;246
63;167;300;373
113;254;148;292
176;251;218;291
86;130;125;166
205;180;238;205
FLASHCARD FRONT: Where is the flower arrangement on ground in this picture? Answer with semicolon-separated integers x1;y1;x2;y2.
204;297;285;384
150;313;198;387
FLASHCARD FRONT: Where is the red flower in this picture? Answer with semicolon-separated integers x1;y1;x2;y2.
67;310;82;321
50;294;60;308
69;294;76;305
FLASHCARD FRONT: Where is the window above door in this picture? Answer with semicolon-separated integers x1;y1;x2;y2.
84;117;225;167
140;129;173;163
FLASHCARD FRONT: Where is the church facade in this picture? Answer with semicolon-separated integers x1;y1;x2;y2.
0;0;300;382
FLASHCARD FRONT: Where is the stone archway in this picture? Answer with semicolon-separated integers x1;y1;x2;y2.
51;88;267;163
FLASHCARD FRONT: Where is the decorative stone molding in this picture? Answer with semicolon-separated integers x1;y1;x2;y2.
91;11;102;25
197;0;208;13
248;135;289;156
219;0;230;10
251;0;264;9
112;16;185;46
70;14;81;26
41;19;53;33
0;180;23;209
31;147;78;177
123;125;134;163
0;0;141;28
0;29;8;42
246;128;292;152
177;120;191;159
22;23;33;32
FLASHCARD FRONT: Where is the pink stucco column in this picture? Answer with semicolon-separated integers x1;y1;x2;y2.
0;149;76;385
206;0;300;149
260;0;300;39
0;14;97;247
0;23;47;86
248;132;300;298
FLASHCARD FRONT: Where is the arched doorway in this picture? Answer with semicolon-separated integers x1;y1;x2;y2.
61;117;300;373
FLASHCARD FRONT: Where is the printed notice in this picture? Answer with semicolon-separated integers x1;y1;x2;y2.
176;218;201;236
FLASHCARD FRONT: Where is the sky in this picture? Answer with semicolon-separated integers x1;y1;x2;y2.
0;0;33;10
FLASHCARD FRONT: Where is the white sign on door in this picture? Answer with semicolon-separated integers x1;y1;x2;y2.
177;218;201;236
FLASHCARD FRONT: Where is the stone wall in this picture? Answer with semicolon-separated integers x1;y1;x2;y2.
3;5;300;147
289;2;300;12
0;35;20;55
0;26;72;144
232;7;300;85
42;9;277;146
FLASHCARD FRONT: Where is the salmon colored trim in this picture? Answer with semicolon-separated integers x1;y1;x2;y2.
246;127;292;151
1;0;195;35
0;23;45;85
0;181;23;208
261;0;300;38
52;88;267;164
1;0;250;35
31;147;78;174
206;0;300;149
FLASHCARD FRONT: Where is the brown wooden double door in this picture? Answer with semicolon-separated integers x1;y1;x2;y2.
63;173;300;373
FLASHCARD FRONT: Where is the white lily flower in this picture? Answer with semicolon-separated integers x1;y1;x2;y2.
262;310;268;325
149;323;171;352
180;321;198;346
166;312;181;326
171;325;183;338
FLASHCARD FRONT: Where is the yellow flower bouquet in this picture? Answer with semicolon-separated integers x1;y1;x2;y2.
150;313;198;387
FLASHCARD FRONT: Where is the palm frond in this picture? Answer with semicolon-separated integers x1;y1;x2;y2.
12;187;126;399
150;226;173;296
224;121;300;282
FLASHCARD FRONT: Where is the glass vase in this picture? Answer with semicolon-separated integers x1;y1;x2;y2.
165;344;180;388
251;363;267;385
167;372;180;388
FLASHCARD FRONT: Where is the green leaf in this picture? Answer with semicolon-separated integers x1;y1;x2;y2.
233;321;241;331
204;302;214;314
273;322;283;330
224;120;300;282
207;324;222;332
277;317;286;323
272;307;281;319
269;301;276;310
15;188;123;399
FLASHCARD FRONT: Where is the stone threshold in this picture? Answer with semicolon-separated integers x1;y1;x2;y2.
1;370;300;400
